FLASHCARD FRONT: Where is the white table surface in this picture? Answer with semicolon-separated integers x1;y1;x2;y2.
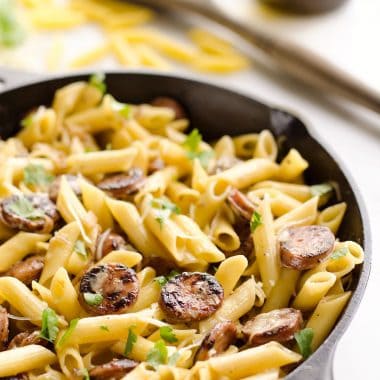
1;1;380;378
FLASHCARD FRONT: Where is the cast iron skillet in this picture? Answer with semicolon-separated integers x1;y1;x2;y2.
0;70;371;380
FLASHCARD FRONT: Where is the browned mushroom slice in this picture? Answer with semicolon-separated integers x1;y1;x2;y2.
147;158;165;174
89;358;138;379
48;174;81;202
242;308;303;346
150;96;186;120
79;263;139;315
97;168;145;200
196;321;237;361
0;306;9;351
96;230;135;259
8;330;46;349
227;188;256;221
0;194;59;233
159;272;224;323
6;256;44;286
279;225;335;270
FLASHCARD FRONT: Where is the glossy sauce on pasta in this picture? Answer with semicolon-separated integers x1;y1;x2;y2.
0;76;364;379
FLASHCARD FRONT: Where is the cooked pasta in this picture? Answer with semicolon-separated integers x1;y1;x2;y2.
0;76;364;379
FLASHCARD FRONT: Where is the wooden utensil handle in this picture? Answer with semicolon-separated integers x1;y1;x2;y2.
138;0;380;114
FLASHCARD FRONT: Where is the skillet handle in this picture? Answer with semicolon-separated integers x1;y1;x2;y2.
0;67;41;92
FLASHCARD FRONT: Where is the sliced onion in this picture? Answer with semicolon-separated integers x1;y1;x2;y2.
7;313;31;321
95;228;111;261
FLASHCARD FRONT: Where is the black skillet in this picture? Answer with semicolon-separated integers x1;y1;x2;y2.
0;69;371;380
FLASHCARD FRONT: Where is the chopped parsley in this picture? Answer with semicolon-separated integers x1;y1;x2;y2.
23;164;54;187
154;270;180;288
0;0;25;48
295;328;314;359
250;211;263;232
100;325;109;332
112;100;131;119
146;339;168;370
168;351;180;366
80;368;90;380
310;183;333;198
40;307;59;343
58;318;79;347
8;196;44;220
21;114;34;128
183;129;214;169
331;246;349;260
74;240;87;260
124;327;137;356
159;326;178;343
83;292;103;306
151;197;181;229
89;73;106;94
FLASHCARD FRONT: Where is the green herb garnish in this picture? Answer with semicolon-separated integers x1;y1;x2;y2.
151;197;181;229
183;129;214;169
81;368;90;380
8;196;44;220
58;318;79;347
310;183;333;198
89;73;106;94
295;328;314;359
40;307;59;343
100;325;109;332
21;114;34;128
23;164;54;187
154;270;180;288
0;0;25;48
331;246;349;260
74;240;87;260
112;100;131;119
250;211;263;232
146;339;168;370
83;292;103;306
159;326;178;343
124;327;137;357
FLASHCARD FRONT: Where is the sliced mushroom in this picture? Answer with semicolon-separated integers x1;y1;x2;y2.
97;168;145;200
242;308;303;346
6;256;44;286
0;194;59;233
196;321;237;361
279;225;335;270
159;272;224;323
96;230;135;259
227;188;256;221
148;158;165;174
8;330;46;349
150;96;186;120
79;263;139;315
89;358;138;379
0;306;9;351
48;174;81;202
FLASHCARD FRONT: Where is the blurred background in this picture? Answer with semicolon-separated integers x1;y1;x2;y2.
1;0;379;379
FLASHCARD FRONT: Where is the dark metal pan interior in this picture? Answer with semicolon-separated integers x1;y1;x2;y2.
0;72;371;379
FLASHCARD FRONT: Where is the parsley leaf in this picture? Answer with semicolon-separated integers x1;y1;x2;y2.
100;325;109;332
124;327;137;357
80;368;90;380
58;318;79;347
83;292;103;306
159;326;178;343
40;307;59;343
183;129;214;169
295;328;314;359
331;246;349;260
112;100;131;119
74;240;87;260
310;183;333;198
147;339;168;370
23;164;54;187
250;211;262;232
89;73;106;94
8;196;44;220
154;270;180;288
0;0;25;48
168;351;180;366
151;197;181;229
21;114;34;128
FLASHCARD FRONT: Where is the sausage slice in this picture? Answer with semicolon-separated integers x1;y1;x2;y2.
97;230;135;259
279;225;335;270
227;188;256;221
89;358;138;379
159;272;224;323
8;330;46;349
0;306;9;351
196;321;237;361
6;256;44;286
48;174;81;202
79;263;139;315
242;308;303;346
0;194;59;233
150;96;186;120
97;168;145;200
